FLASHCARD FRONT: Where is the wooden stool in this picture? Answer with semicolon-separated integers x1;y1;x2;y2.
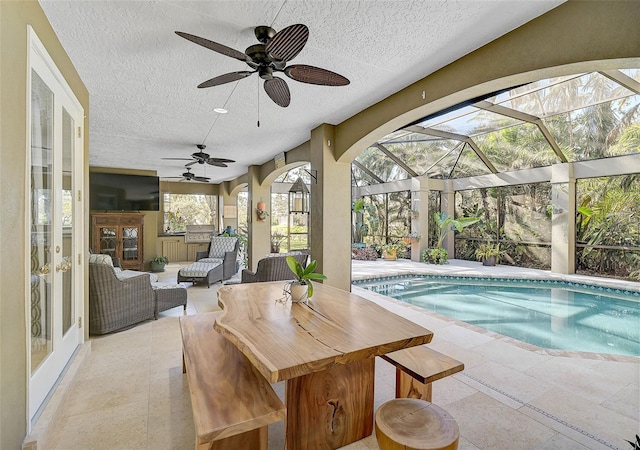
375;398;459;450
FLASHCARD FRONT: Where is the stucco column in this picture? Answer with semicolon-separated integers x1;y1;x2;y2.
247;166;270;271
440;180;456;256
410;178;429;262
551;163;576;274
218;182;237;232
310;124;351;291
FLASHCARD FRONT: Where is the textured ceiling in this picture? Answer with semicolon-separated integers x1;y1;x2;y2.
39;0;564;183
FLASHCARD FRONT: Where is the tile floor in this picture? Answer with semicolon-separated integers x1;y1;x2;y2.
45;260;639;450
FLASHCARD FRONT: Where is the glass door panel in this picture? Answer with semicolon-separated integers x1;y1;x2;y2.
122;226;139;261
61;108;74;335
30;69;54;372
99;226;118;256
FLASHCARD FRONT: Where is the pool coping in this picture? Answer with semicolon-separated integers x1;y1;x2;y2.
352;266;640;294
351;267;640;363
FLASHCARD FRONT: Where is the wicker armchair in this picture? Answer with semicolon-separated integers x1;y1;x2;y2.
88;262;155;335
241;253;309;283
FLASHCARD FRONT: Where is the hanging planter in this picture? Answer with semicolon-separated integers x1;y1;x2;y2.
256;201;269;221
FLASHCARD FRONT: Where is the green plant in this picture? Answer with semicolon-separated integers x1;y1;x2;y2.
434;212;479;249
286;256;327;298
256;208;269;221
352;198;372;243
271;231;286;252
474;243;505;262
377;240;407;253
151;256;169;264
422;248;448;265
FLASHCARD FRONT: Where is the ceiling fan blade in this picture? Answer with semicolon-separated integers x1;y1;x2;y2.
266;24;309;62
264;77;291;107
185;160;198;167
193;176;211;182
175;31;248;62
198;71;255;88
284;65;350;86
161;157;193;161
207;158;236;164
207;161;228;167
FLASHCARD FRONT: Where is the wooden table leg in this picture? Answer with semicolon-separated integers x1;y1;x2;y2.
285;358;375;450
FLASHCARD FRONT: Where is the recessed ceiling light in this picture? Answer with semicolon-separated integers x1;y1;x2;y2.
213;108;228;114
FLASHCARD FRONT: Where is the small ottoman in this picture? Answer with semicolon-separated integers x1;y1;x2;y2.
152;283;188;319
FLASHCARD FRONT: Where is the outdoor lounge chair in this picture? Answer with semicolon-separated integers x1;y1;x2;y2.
178;236;239;287
88;258;156;334
241;252;308;283
89;254;187;334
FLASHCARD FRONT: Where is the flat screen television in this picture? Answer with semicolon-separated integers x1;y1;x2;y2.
89;172;160;211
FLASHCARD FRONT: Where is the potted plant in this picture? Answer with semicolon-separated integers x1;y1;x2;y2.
285;255;327;302
256;202;269;221
403;232;422;245
474;243;505;266
270;231;286;253
378;240;407;261
424;212;479;264
150;255;168;272
421;248;448;265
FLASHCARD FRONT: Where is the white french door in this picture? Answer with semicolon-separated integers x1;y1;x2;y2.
27;27;84;423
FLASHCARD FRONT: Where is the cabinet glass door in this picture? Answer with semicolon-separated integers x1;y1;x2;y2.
122;226;139;262
98;226;118;257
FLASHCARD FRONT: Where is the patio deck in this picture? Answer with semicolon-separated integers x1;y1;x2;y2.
43;260;639;450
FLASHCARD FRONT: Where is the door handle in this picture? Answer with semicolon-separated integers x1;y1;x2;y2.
56;258;72;273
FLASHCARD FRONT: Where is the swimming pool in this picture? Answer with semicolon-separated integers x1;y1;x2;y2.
354;276;640;357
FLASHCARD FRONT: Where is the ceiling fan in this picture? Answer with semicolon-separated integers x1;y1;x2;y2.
165;167;211;183
175;24;350;107
162;144;236;167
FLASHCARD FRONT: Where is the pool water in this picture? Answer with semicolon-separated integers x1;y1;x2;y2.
355;276;640;357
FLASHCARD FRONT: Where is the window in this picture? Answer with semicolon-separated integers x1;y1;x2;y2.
163;193;216;233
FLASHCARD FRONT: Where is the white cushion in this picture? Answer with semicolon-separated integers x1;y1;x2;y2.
115;269;158;283
152;282;187;291
179;262;220;278
208;237;237;259
197;257;223;265
89;254;113;266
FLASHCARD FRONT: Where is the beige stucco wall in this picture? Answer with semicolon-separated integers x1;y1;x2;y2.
0;1;89;447
1;0;638;447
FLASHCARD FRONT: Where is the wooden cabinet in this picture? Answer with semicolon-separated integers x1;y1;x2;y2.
91;213;145;271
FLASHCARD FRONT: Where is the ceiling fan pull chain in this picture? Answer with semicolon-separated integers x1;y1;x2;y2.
257;76;261;127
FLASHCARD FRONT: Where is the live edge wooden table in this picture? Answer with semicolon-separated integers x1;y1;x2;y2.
215;281;434;450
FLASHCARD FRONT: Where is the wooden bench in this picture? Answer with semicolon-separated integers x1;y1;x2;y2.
180;312;286;450
381;345;464;402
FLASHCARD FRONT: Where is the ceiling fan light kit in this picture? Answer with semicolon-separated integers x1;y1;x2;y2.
176;23;350;107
